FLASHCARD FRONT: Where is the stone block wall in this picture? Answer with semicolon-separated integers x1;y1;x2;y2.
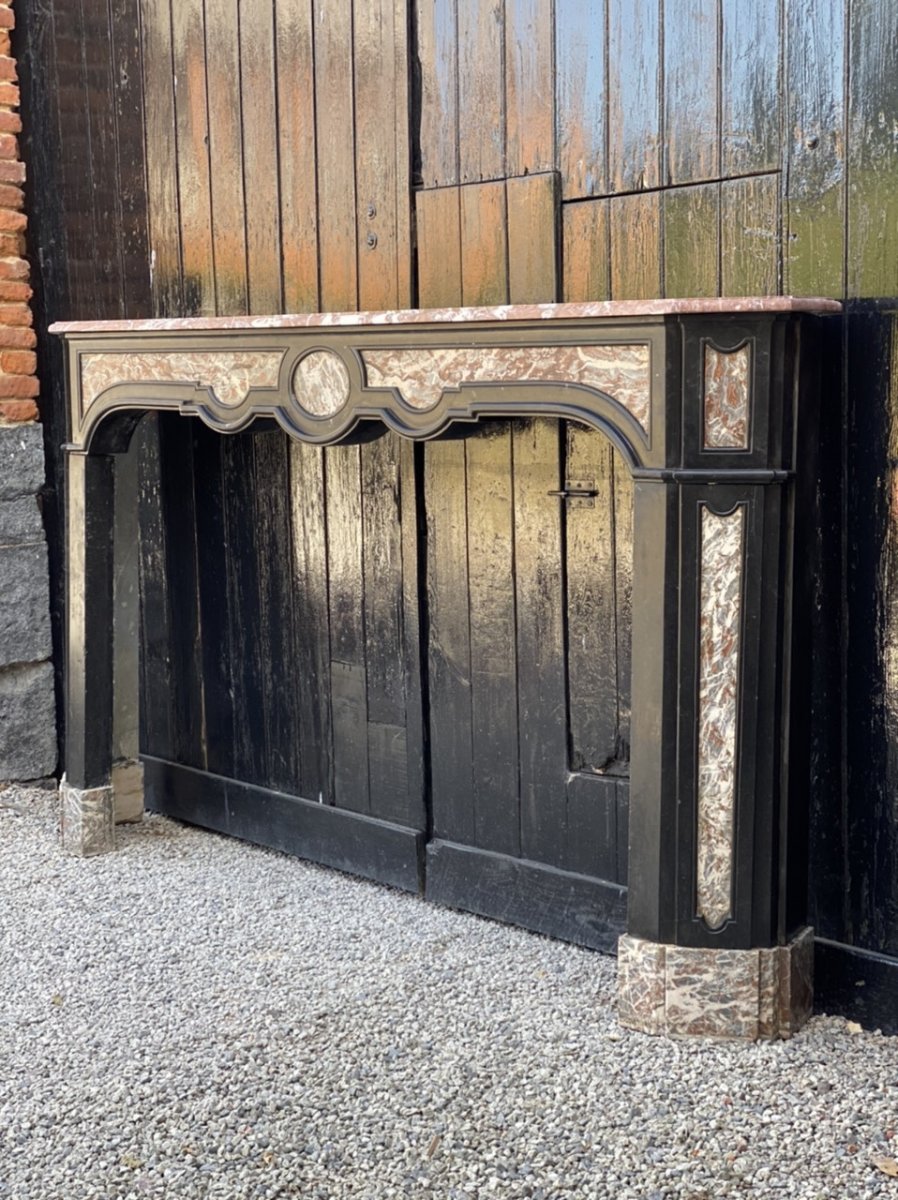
0;0;56;780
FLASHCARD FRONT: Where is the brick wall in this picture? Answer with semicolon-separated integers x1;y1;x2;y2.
0;0;56;780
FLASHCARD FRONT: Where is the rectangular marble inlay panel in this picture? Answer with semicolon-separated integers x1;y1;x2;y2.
703;343;750;449
80;350;284;415
696;505;745;929
361;344;651;431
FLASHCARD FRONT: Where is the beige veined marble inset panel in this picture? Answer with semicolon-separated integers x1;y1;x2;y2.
292;349;351;417
703;343;751;449
696;504;745;930
361;343;651;432
80;350;284;415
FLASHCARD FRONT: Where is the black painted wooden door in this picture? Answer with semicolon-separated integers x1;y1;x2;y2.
423;419;632;948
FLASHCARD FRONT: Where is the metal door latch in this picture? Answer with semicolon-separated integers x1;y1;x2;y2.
547;479;599;508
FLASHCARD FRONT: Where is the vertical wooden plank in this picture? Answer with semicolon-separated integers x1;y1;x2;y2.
400;438;426;828
556;0;606;199
137;419;174;761
663;0;719;185
417;0;459;188
326;443;370;814
110;0;152;317
566;425;619;772
506;173;558;303
314;0;357;310
514;419;568;866
171;0;215;314
416;187;462;307
253;433;300;793
191;424;235;780
458;0;505;183
204;0;248;316
663;183;719;297
608;0;661;192
240;0;282;314
506;0;554;176
354;0;409;311
141;0;183;315
613;446;633;760
461;181;509;305
562;199;611;301
847;0;898;298
221;433;267;784
565;774;619;880
289;442;332;803
784;0;845;297
426;437;475;844
609;192;661;299
720;174;778;295
721;0;781;177
362;435;410;823
275;0;318;312
466;426;520;857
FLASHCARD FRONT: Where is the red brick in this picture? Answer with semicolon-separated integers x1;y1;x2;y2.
0;301;31;326
0;279;29;301
0;183;22;208
0;133;17;159
0;372;37;398
0;208;25;233
0;255;27;279
0;57;17;83
0;11;14;32
0;326;35;349
0;82;18;106
0;349;34;373
0;160;24;184
0;110;20;134
0;400;39;423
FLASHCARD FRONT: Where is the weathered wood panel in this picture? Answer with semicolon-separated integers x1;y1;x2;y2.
556;0;606;199
663;0;719;185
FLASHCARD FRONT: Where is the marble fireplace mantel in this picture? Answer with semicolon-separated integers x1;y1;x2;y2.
51;296;840;1039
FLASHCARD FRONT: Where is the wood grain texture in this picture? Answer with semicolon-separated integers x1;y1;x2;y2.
663;183;719;297
240;0;282;315
314;0;358;310
461;181;509;305
171;0;215;314
609;191;662;299
204;0;247;316
847;0;898;297
608;0;662;192
562;199;611;301
417;0;459;187
721;0;781;176
506;0;554;176
721;174;779;295
663;0;719;185
507;173;558;303
458;0;505;182
275;0;318;312
784;0;845;297
141;0;182;315
556;0;606;199
416;187;463;307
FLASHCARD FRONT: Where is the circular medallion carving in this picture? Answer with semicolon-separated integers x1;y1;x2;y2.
293;349;351;417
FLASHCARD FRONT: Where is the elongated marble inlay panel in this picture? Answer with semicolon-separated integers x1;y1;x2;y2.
361;344;651;431
696;505;745;929
80;350;284;414
703;343;750;448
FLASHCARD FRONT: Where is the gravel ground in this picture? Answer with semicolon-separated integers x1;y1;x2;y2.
0;784;896;1200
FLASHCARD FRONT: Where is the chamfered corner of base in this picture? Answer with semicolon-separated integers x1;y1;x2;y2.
59;776;115;857
617;929;814;1041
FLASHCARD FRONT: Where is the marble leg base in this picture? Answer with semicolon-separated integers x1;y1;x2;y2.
60;777;115;856
112;759;144;824
617;927;814;1040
